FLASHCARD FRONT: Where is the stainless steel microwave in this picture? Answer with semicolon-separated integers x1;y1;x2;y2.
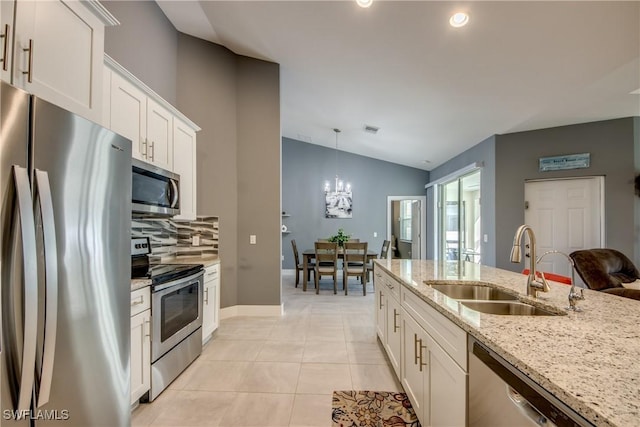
132;158;180;217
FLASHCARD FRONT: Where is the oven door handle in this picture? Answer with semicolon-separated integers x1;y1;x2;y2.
152;270;203;293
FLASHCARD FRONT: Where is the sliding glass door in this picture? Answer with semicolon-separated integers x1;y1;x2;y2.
438;170;481;263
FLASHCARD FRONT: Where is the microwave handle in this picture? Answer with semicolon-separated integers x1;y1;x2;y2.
170;179;179;208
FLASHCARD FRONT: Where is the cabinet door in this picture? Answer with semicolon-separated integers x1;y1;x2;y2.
110;71;147;160
173;118;197;221
0;1;14;83
374;271;386;341
146;98;173;170
401;310;429;424
428;335;467;427
130;310;151;404
13;0;104;122
202;265;220;343
385;295;401;378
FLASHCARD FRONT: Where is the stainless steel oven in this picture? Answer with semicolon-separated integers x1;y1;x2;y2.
151;271;203;361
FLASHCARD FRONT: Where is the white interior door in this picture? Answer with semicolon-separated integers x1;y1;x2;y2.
524;177;604;278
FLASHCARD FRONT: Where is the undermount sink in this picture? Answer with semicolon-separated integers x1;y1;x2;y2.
460;301;564;316
430;284;518;301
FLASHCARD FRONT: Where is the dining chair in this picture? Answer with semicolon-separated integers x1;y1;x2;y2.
292;239;314;288
343;242;368;295
314;241;339;294
366;240;390;282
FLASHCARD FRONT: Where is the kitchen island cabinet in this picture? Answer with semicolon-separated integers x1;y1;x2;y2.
374;259;640;427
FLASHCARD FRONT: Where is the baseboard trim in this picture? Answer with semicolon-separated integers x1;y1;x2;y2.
220;304;284;319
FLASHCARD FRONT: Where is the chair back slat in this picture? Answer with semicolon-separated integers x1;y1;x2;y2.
344;242;368;267
315;241;338;264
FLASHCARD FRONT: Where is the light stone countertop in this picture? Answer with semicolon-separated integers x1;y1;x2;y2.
375;259;640;427
131;278;151;292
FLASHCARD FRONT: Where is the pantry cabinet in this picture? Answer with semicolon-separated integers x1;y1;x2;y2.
5;0;117;123
202;264;221;343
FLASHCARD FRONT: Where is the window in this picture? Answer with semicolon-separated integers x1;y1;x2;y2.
400;200;412;241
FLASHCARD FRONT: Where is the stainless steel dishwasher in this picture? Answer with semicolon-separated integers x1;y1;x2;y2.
468;337;594;427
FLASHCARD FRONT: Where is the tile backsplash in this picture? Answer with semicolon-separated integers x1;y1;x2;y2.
132;215;219;262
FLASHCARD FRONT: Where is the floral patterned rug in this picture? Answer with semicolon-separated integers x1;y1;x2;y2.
332;390;421;427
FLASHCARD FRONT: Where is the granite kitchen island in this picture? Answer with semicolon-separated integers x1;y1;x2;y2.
374;259;640;427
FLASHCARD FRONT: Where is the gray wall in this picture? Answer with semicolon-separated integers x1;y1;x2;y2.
495;117;638;270
282;137;429;269
635;117;640;265
426;136;497;266
175;35;240;309
176;36;281;308
104;1;282;309
236;57;281;306
103;1;178;104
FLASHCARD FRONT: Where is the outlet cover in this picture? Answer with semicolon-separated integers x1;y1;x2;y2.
192;235;200;246
373;232;377;237
250;235;257;245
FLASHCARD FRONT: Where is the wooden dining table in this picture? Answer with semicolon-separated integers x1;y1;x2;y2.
301;248;378;291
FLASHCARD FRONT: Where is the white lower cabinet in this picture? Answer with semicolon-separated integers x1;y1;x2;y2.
375;266;468;427
130;287;151;404
401;310;429;422
401;306;467;426
202;264;221;343
374;266;401;377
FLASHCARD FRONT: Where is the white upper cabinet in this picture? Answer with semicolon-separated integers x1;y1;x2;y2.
105;56;199;174
109;71;147;161
9;0;117;123
146;98;173;171
0;1;15;83
173;118;197;221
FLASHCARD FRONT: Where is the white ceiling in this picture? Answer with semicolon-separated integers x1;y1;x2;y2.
157;0;640;171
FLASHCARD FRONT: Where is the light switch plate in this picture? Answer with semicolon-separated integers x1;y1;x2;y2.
373;232;378;237
250;235;257;245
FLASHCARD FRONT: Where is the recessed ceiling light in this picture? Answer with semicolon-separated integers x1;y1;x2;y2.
422;160;432;164
356;0;373;8
449;12;469;28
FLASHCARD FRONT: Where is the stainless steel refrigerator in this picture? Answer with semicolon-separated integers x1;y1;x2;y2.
0;82;132;426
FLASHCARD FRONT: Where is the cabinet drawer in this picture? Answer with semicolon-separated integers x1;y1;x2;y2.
374;267;399;301
402;288;467;371
204;264;220;282
131;287;151;317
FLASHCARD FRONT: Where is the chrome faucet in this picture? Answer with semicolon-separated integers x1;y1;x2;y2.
510;225;550;298
536;250;584;311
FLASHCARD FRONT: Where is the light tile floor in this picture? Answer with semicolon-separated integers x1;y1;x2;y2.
132;271;401;427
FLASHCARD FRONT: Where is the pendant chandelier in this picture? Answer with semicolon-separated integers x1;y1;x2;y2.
324;128;351;194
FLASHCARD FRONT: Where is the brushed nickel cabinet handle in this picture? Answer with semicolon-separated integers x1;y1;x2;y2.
1;24;9;71
419;340;427;372
379;292;384;309
141;138;147;157
144;319;151;338
149;140;155;161
22;39;33;83
131;296;144;306
414;333;419;366
204;287;209;304
393;309;399;332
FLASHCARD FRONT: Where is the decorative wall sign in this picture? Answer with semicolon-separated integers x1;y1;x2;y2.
539;153;590;172
325;190;352;218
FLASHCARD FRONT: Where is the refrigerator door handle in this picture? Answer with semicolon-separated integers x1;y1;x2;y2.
12;166;39;413
34;170;58;408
